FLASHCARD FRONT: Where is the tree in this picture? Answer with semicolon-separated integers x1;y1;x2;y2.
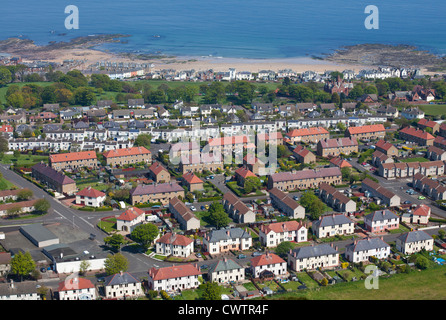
104;233;126;252
74;87;96;106
275;241;294;257
0;66;12;87
17;189;33;201
199;282;222;300
415;256;429;270
7;205;22;218
208;202;231;228
331;92;340;104
244;176;262;194
131;223;159;250
134;133;152;149
79;260;91;275
10;251;36;281
33;198;51;214
104;253;129;276
438;229;446;240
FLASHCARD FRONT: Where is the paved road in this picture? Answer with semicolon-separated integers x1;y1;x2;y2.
348;158;446;219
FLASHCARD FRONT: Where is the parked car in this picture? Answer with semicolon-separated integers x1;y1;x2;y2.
190;206;197;211
238;254;246;259
252;251;263;257
418;196;426;200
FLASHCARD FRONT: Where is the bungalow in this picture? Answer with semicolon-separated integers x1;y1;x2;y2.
147;264;202;292
364;210;399;233
396;231;434;255
0;280;40;300
345;237;391;263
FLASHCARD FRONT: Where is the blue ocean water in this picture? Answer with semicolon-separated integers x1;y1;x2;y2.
1;0;446;58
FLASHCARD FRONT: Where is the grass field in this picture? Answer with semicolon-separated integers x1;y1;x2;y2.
263;266;446;300
0;177;15;190
418;104;446;116
1;154;48;167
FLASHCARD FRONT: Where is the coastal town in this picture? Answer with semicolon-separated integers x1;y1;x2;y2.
1;51;446;302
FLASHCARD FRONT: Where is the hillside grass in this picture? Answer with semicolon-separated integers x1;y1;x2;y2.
262;266;446;300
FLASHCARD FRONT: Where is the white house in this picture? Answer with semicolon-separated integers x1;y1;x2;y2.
115;207;146;233
0;281;40;300
250;252;287;279
345;237;391;263
203;227;252;255
311;213;355;239
147;264;202;292
287;243;339;272
57;277;98;300
207;258;245;284
155;233;194;258
396;231;434;255
259;221;307;248
75;187;106;208
103;272;143;300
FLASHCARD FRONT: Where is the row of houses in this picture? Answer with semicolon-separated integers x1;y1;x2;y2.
379;160;446;179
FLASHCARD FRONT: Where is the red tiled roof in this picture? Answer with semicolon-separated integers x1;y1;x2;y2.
156;233;193;246
182;171;203;184
50;151;97;163
235;166;256;179
250;253;285;267
413;204;431;217
286;127;328;137
400;127;435;140
76;187;105;198
347;124;385;135
58;277;95;292
329;157;352;168
260;220;304;235
116;207;145;221
375;139;396;151
149;162;168;175
208;135;251;147
103;146;151;158
148;264;201;281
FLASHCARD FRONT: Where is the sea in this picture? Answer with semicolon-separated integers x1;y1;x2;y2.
1;0;446;59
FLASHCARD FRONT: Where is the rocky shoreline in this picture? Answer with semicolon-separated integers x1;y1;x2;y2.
325;43;446;72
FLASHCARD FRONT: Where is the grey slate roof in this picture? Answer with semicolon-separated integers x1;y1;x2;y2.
208;258;243;274
206;227;251;244
290;243;338;259
346;237;389;253
103;272;140;287
396;230;433;244
312;214;353;230
364;210;399;223
20;224;58;244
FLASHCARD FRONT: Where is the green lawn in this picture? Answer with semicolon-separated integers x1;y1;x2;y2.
400;157;429;163
263;266;446;300
1;154;49;167
0;177;15;190
296;272;319;289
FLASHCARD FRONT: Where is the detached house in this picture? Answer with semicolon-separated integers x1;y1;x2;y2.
401;204;431;225
116;207;146;233
75;187;106;208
